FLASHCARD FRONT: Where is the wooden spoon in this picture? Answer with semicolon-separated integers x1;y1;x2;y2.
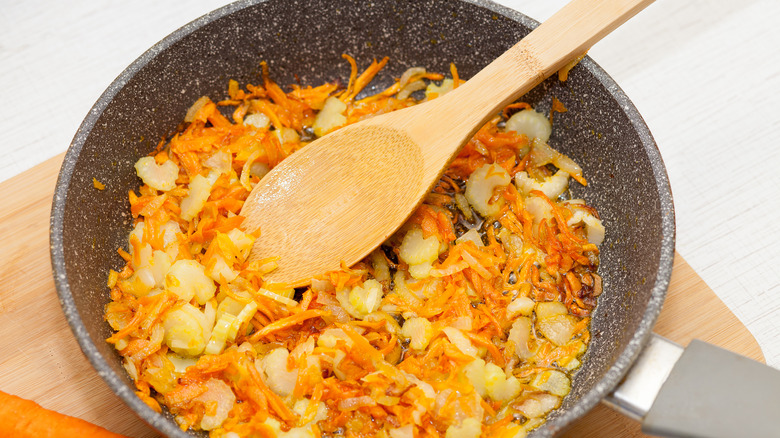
240;0;653;286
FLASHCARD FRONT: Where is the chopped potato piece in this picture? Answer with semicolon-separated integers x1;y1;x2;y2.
166;259;217;304
261;348;298;397
537;314;578;346
401;317;433;350
535;301;568;320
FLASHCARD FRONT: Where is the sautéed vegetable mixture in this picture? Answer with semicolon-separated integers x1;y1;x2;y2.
105;56;605;438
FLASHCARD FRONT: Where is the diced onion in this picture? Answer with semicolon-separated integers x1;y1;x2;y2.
537;314;577;346
456;229;483;247
426;78;454;99
454;192;473;221
507;317;534;360
399;228;439;265
442;327;478;357
515;170;570;199
338;395;376;411
505;108;551;142
529;138;583;180
312;96;347;137
166;259;216;304
134;157;179;192
204;150;232;174
257;288;298;307
465;164;511;217
516;393;560;419
401;317;433;350
180;173;215;221
196;379;236;430
399;67;426;88
530;370;571;397
184;96;210;123
243;112;270;129
398;79;427;100
444;417;482;438
506;296;535;319
260;348;298;397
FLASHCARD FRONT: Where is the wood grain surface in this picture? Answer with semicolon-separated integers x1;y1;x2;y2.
0;154;764;438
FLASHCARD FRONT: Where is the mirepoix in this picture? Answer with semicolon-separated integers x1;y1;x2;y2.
105;56;605;438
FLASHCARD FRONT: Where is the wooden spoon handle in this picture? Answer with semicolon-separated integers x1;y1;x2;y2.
519;0;654;75
416;0;654;164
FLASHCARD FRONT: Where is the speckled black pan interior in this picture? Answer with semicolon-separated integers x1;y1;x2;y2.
50;0;675;436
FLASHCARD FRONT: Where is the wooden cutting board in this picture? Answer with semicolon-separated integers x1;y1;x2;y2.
0;154;764;438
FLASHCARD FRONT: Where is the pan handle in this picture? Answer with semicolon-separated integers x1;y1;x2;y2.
603;334;780;437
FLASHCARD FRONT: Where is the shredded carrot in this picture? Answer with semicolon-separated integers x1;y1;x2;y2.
254;309;329;338
340;54;359;102
104;56;604;438
558;51;588;82
450;62;460;88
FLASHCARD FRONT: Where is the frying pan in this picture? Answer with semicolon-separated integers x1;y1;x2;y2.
48;0;779;437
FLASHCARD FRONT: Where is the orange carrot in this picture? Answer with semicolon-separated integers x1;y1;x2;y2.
253;309;329;338
101;57;605;437
0;391;128;437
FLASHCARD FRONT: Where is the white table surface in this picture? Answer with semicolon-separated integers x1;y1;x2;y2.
3;0;780;369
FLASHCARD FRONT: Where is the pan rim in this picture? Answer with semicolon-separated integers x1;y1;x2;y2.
50;0;675;436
